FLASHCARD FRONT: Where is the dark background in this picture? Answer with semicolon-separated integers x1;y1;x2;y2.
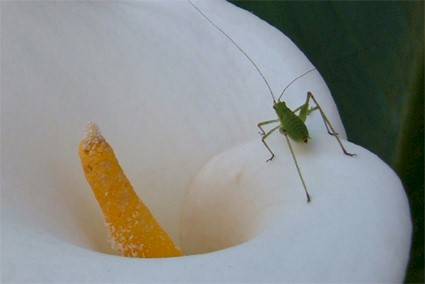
231;1;424;283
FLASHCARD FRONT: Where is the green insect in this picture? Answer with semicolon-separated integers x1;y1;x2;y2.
190;1;356;202
257;86;356;203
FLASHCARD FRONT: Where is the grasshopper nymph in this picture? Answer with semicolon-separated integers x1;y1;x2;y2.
190;1;356;202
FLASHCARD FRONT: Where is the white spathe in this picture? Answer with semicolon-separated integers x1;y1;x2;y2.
1;0;411;283
181;132;412;282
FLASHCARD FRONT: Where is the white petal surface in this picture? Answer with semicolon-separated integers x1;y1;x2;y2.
182;132;412;282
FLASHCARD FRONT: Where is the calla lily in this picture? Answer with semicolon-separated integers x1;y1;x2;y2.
1;0;411;283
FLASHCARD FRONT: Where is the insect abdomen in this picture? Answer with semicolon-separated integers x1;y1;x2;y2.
275;102;309;142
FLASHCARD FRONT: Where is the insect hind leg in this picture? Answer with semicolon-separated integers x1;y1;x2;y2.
306;92;356;157
295;98;336;136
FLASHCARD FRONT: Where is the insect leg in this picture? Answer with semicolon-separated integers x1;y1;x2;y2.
257;119;279;135
298;93;333;134
307;106;319;115
306;92;356;156
294;105;319;114
283;132;311;203
261;125;280;162
293;98;318;123
312;107;335;136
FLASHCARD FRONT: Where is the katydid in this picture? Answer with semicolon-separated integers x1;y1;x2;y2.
189;1;356;202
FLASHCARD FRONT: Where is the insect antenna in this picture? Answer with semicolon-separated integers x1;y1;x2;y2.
189;0;277;103
276;40;386;102
277;68;316;101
